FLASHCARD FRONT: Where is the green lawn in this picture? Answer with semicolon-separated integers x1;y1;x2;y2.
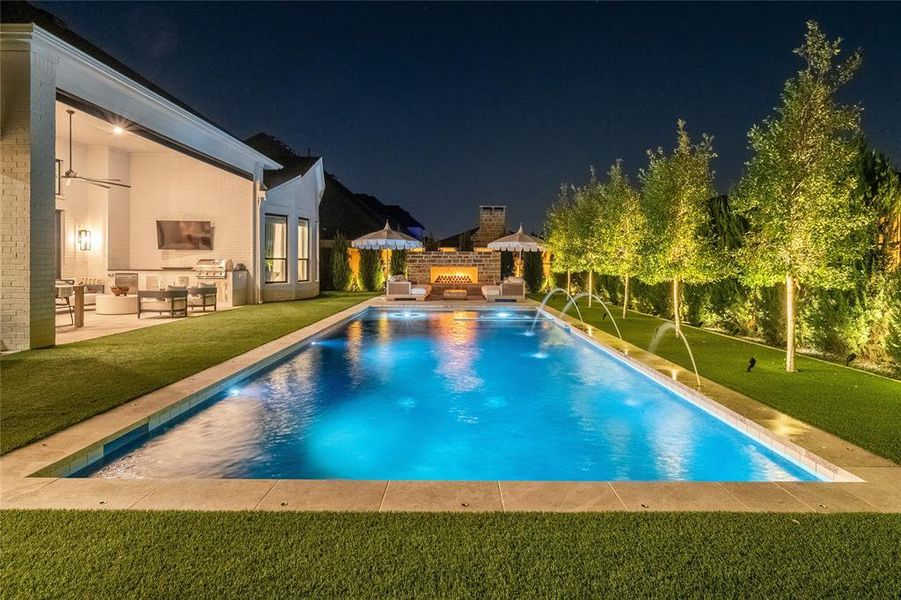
0;293;374;455
535;296;901;464
2;511;899;599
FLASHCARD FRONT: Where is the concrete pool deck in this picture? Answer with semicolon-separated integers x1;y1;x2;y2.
2;297;899;513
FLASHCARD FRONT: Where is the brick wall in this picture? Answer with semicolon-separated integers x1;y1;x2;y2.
1;43;56;350
406;251;501;285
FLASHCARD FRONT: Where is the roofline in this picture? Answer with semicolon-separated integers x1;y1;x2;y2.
1;24;281;171
266;157;323;190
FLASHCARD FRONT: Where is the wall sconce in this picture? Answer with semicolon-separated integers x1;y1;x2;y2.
77;229;92;251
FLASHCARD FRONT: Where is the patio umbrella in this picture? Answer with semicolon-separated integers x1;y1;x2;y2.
351;221;423;251
352;221;422;284
487;225;546;277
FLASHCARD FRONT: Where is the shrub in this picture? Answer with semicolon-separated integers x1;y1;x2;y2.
752;286;787;347
359;249;383;292
885;273;901;367
631;280;670;316
802;287;871;359
522;252;544;292
330;232;352;291
597;275;620;305
389;250;407;276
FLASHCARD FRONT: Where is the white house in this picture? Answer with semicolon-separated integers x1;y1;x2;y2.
0;4;324;351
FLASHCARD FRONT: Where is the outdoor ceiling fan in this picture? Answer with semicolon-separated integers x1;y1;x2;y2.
61;109;131;189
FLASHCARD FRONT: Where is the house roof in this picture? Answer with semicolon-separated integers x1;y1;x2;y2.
318;175;425;241
2;2;244;142
244;132;320;189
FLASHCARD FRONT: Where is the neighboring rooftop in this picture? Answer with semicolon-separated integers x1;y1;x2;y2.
318;175;425;241
244;133;320;189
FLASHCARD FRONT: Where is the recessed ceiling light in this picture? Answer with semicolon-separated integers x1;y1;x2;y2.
112;126;124;135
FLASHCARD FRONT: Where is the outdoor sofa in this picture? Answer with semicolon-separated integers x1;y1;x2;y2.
481;277;526;302
385;276;431;301
138;288;188;318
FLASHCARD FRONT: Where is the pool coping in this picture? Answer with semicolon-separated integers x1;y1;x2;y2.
1;297;899;513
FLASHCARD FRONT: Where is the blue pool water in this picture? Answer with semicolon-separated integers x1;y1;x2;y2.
77;309;818;481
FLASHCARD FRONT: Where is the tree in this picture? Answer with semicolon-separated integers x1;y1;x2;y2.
733;21;866;371
523;250;544;292
545;185;582;292
330;231;352;291
358;249;383;291
592;161;647;318
640;120;720;334
389;249;407;276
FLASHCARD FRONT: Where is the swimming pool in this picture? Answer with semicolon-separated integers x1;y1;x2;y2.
75;308;819;481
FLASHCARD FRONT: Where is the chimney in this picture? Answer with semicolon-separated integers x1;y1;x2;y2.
472;205;506;247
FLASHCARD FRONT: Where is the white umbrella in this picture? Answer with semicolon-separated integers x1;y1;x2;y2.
488;225;546;278
351;221;422;250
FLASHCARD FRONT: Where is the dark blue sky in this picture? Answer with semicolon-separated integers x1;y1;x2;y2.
38;1;901;236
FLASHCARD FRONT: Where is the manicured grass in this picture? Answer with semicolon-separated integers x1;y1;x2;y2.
0;293;374;455
2;510;899;599
536;296;901;464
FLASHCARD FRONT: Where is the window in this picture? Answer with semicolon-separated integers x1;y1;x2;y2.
264;214;287;283
297;218;310;282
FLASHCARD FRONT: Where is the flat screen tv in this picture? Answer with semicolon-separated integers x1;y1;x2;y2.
156;220;213;250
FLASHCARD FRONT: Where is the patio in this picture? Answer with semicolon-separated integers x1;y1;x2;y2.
54;304;233;345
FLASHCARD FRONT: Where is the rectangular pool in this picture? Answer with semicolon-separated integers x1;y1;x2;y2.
74;309;820;481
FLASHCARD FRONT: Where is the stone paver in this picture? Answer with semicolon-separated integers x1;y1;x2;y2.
777;482;882;513
719;482;812;512
3;478;162;510
500;481;625;512
380;481;503;512
611;482;749;512
256;480;387;512
132;479;276;511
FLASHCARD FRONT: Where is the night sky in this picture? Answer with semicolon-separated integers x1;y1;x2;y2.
36;1;901;237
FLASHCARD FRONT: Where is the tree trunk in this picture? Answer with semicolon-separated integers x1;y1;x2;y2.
588;270;593;307
622;273;630;319
785;274;796;372
672;278;681;335
566;270;571;294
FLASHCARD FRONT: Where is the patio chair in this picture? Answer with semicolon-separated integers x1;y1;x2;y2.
188;284;218;312
55;279;75;325
482;277;526;303
137;288;188;318
386;277;431;301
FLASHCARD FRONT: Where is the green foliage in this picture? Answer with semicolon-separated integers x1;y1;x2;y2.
389;249;407;276
597;274;621;305
522;251;544;292
545;184;589;273
329;232;352;291
591;161;647;278
885;273;901;367
358;249;383;291
630;280;671;316
639;120;721;285
753;286;787;347
802;286;872;358
734;22;866;291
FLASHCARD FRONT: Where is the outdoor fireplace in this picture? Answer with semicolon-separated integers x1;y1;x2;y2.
430;266;479;284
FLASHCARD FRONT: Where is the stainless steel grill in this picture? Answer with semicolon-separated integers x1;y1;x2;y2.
193;258;233;280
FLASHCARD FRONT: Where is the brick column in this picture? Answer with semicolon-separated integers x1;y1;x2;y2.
1;34;57;350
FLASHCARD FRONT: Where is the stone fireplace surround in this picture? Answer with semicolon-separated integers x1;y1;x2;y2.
406;251;501;297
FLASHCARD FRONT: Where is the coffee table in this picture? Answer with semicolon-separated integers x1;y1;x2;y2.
95;294;138;315
443;289;469;300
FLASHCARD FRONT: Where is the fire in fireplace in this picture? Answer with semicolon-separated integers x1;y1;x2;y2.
430;266;479;284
